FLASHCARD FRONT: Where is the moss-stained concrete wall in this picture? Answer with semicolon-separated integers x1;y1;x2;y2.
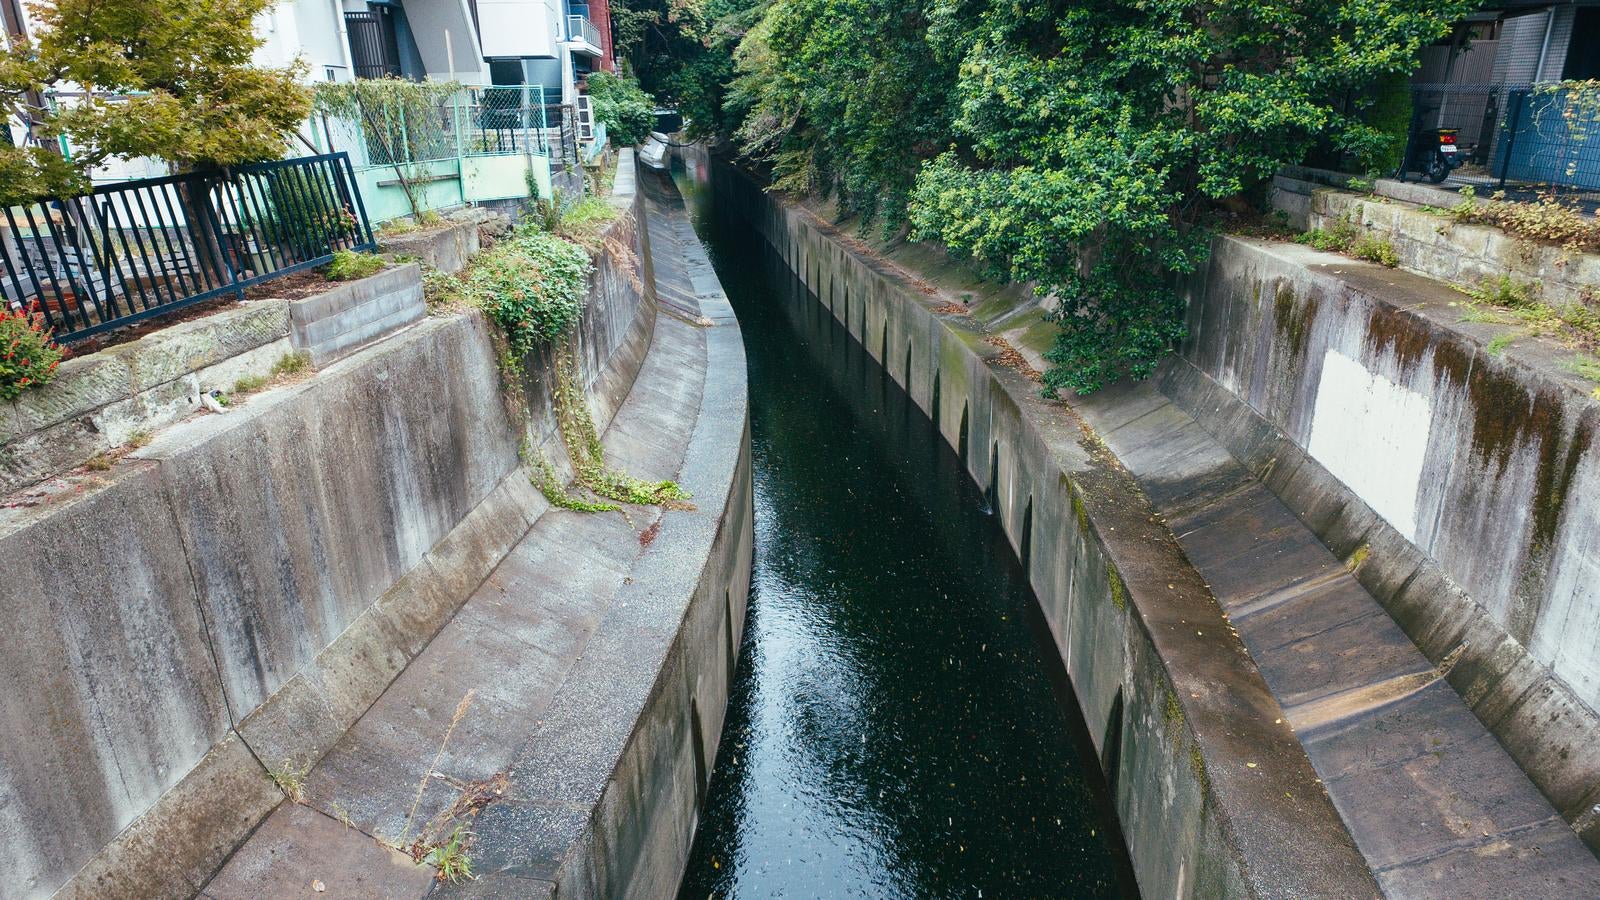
0;180;662;898
1171;233;1600;849
708;155;1379;899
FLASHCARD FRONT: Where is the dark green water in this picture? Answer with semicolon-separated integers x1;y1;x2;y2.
673;161;1133;899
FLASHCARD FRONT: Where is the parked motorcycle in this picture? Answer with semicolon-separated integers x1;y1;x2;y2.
1405;128;1465;184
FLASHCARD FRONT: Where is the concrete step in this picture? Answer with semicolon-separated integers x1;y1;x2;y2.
1073;382;1600;898
289;263;426;368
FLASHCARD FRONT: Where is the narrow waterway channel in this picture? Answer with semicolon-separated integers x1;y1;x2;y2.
671;159;1135;898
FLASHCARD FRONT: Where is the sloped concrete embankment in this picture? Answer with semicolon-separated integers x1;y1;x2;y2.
1168;232;1600;851
0;154;748;898
202;166;752;899
709;156;1380;898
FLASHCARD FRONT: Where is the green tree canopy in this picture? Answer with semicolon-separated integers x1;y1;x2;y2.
625;0;1468;392
585;71;656;146
0;0;311;202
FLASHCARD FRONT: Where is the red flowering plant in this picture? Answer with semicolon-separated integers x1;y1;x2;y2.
0;304;64;401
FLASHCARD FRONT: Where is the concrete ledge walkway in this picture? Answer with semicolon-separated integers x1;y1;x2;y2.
1073;380;1600;898
202;172;750;898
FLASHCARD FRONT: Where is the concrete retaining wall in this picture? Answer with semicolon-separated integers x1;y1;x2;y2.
3;177;662;897
1308;187;1600;309
1169;233;1600;849
376;210;507;275
711;155;1380;899
288;263;426;367
0;301;294;495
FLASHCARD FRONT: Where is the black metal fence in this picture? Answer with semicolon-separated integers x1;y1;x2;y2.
2;152;375;344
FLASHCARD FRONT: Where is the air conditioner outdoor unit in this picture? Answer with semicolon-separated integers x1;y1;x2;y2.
575;95;596;143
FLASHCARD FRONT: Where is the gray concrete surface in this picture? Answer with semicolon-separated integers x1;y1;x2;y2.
1174;234;1600;852
1071;379;1600;897
288;263;426;367
713;152;1381;899
5;157;682;898
205;161;752;899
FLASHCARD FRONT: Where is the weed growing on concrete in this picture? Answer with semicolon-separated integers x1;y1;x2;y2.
1454;276;1600;356
231;372;270;394
267;759;310;804
422;825;474;883
525;443;623;512
1486;332;1515;356
399;690;475;848
1295;220;1360;254
421;266;467;313
82;453;113;472
1351;234;1399;267
326;249;387;281
1449;186;1600;254
124;429;152;450
1458;273;1540;309
272;351;311;377
551;351;690;508
1564;355;1600;383
231;352;314;398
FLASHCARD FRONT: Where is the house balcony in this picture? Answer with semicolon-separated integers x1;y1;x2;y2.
567;14;603;56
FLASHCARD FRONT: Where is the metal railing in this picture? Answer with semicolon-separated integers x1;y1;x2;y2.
2;153;375;344
567;14;601;50
1397;83;1600;208
315;86;566;167
1495;85;1600;198
345;11;401;80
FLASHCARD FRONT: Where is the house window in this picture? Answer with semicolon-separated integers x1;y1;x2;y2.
1564;8;1600;80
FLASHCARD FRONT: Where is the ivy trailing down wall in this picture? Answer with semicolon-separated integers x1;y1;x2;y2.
615;0;1469;393
437;201;688;512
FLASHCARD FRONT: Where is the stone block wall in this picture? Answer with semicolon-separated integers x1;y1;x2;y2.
0;302;293;494
1309;186;1600;308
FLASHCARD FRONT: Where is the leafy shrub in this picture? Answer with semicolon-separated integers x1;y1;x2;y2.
1449;187;1600;253
0;307;63;401
326;249;386;281
467;228;593;352
1295;220;1361;253
585;72;656;146
1352;234;1399;267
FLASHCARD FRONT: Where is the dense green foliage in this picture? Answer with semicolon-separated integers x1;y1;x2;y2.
619;0;1465;392
586;72;657;146
468;228;594;353
0;0;310;202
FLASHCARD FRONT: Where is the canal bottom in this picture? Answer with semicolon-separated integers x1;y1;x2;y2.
671;160;1136;899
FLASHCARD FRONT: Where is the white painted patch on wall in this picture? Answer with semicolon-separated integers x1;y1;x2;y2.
1306;350;1431;541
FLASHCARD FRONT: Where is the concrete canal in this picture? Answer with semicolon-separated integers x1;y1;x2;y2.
671;160;1135;897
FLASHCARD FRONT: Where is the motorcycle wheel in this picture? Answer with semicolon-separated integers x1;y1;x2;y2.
1426;158;1450;184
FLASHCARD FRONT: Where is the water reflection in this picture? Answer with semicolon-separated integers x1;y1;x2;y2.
673;160;1132;899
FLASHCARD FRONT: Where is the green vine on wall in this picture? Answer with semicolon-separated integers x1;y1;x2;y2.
460;215;688;514
543;350;690;510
